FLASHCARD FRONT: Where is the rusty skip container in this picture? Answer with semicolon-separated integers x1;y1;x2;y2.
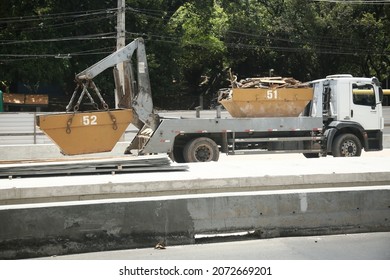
219;87;313;118
36;109;133;155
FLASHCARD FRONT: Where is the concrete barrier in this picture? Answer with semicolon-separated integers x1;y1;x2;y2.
2;170;390;205
0;186;389;259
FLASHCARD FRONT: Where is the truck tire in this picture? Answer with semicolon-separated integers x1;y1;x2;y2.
332;133;362;157
169;145;185;163
183;137;219;162
303;153;320;158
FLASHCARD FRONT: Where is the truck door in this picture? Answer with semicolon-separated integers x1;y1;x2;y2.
349;82;381;130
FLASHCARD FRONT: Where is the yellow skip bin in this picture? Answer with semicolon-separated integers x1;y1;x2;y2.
36;109;133;155
220;87;313;118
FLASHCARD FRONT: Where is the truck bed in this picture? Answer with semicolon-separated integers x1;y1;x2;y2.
141;116;324;154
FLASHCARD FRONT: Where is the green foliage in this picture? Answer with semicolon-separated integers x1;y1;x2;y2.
0;0;389;110
166;1;227;98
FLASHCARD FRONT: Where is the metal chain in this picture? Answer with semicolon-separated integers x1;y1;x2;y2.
106;109;118;130
66;113;75;134
90;81;109;110
66;84;80;112
66;80;118;132
67;81;109;112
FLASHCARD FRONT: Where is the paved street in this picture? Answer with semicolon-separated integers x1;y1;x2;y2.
2;110;389;262
30;149;390;261
38;232;390;260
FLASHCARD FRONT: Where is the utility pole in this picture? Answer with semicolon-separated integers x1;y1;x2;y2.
116;0;126;109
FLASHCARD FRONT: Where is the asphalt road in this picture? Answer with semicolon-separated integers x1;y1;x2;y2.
38;232;390;260
27;148;390;261
12;109;390;261
29;148;390;261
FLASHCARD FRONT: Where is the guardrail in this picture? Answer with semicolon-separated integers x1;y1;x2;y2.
0;112;47;145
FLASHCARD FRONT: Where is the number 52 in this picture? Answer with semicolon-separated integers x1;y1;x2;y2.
82;115;98;126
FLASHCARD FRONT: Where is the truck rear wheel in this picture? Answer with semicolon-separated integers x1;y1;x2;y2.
183;137;219;162
169;145;185;163
332;133;362;157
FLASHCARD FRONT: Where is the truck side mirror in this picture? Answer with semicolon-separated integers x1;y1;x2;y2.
379;87;384;103
372;77;380;86
372;77;384;105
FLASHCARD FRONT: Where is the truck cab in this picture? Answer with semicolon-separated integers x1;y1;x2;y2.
310;75;384;156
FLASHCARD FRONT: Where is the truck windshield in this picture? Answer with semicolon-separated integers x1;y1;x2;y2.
352;83;376;107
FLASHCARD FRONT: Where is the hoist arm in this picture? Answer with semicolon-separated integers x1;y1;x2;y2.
76;39;138;81
76;38;158;129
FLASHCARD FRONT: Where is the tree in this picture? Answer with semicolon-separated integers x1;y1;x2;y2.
0;0;117;108
0;0;389;111
164;0;228;107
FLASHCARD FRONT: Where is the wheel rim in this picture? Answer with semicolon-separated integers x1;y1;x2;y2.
194;145;212;161
340;140;357;156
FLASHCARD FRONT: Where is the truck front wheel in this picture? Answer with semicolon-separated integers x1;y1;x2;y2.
332;133;362;157
183;137;219;162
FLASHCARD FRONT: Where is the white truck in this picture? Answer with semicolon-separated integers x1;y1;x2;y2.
37;38;384;162
131;73;384;162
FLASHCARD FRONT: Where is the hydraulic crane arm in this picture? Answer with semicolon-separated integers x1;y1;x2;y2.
76;39;139;81
76;38;158;129
36;38;159;156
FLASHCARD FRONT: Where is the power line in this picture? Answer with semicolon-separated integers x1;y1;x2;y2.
126;6;175;18
0;8;118;24
311;0;390;4
6;14;116;34
1;3;388;60
0;34;387;63
224;30;382;55
0;47;115;62
127;31;388;56
0;6;172;26
0;33;116;46
1;26;387;58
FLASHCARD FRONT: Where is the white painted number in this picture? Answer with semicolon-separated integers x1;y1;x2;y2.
82;115;97;126
266;90;278;99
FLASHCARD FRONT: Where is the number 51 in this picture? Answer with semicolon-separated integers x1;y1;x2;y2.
266;90;278;99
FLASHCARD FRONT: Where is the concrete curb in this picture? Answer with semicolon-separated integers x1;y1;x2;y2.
2;171;390;205
0;186;389;259
1;139;390;259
